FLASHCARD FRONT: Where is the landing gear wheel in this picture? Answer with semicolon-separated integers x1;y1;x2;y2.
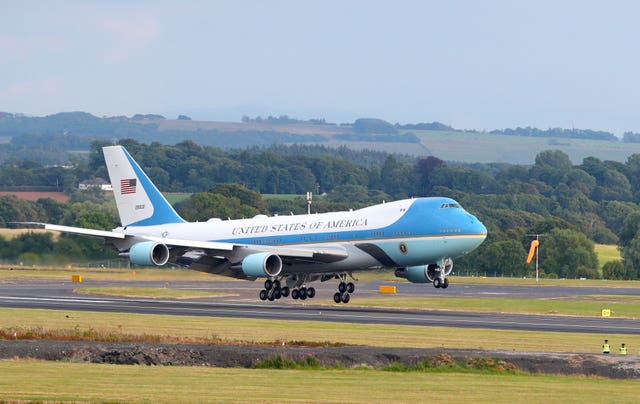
264;279;273;290
346;282;355;293
259;290;268;300
306;287;316;299
268;293;275;301
274;288;282;299
341;293;350;304
281;286;290;297
299;287;308;300
433;278;442;288
292;289;300;300
273;279;281;289
442;278;449;289
333;292;342;304
338;282;347;293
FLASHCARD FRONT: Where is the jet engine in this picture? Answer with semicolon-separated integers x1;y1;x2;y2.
395;264;437;283
128;241;170;266
241;252;283;278
395;258;453;283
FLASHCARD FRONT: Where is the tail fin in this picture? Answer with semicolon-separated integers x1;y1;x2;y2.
103;145;185;227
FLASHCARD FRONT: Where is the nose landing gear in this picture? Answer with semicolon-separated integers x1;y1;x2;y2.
432;276;449;289
430;258;452;289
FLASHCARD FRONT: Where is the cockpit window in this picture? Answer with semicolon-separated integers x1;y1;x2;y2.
440;203;461;209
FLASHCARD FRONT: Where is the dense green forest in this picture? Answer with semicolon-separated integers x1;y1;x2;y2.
2;139;640;280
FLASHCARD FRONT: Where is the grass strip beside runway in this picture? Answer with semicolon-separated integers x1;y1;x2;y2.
351;295;640;318
75;286;236;299
1;308;637;354
0;360;637;403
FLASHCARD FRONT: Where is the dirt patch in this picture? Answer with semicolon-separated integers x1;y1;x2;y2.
0;192;69;202
1;340;639;378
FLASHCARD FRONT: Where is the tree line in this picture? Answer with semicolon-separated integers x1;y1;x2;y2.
4;141;640;279
5;111;640;166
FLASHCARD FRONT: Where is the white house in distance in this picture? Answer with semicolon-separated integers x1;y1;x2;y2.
78;178;113;191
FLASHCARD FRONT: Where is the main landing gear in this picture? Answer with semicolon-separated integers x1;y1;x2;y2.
258;273;356;304
258;278;316;301
333;274;355;304
291;286;316;300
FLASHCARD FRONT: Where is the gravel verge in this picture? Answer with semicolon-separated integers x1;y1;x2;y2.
1;340;639;379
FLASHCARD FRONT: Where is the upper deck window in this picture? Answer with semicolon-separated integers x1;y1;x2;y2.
440;203;461;209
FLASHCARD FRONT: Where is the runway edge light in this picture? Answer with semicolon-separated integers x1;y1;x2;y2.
71;275;82;283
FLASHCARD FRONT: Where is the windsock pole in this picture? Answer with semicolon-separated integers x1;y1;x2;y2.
535;235;539;283
526;235;542;283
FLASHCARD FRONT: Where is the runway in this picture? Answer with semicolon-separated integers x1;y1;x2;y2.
0;278;639;335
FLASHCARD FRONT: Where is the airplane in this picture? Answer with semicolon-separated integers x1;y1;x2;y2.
24;145;487;304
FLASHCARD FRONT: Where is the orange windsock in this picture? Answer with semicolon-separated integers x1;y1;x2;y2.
526;240;539;264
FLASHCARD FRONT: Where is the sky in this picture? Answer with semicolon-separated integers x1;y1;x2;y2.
1;0;640;134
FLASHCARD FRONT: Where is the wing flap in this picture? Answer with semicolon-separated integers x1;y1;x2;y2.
141;236;235;252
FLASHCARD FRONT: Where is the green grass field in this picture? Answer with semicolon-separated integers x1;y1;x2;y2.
164;192;192;204
595;244;621;267
2;260;640;402
0;360;637;403
351;295;640;318
1;307;638;353
408;129;640;164
262;193;304;200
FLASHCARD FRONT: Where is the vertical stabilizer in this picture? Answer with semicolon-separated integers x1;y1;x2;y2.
103;146;185;227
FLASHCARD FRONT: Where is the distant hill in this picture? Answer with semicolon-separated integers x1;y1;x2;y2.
1;111;640;165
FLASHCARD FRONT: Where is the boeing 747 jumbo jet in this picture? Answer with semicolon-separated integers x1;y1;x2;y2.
26;146;487;304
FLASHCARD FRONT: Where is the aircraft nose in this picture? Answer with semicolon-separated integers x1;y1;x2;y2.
467;214;487;237
477;220;488;237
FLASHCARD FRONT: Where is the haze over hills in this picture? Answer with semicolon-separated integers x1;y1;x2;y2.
2;111;640;165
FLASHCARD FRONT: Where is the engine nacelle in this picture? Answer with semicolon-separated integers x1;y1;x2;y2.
129;241;170;266
395;259;454;283
395;265;436;283
241;252;283;278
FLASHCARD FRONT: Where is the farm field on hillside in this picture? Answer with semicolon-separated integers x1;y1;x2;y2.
411;130;640;164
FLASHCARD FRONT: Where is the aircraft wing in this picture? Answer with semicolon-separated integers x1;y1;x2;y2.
13;223;127;240
142;235;348;263
15;222;236;251
15;222;348;264
43;224;127;239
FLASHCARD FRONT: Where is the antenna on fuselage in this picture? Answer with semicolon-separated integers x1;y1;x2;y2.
306;192;313;215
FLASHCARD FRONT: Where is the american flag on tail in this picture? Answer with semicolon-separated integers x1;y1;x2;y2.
120;178;137;194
